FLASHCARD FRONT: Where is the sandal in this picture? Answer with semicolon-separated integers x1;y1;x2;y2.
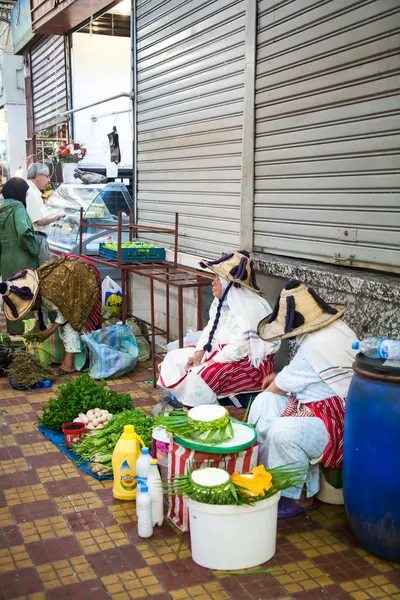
57;368;77;376
278;496;319;519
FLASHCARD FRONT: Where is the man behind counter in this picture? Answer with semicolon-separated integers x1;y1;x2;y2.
26;163;64;264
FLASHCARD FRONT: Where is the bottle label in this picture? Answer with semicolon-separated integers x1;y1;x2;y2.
119;460;136;491
378;339;389;359
137;476;147;489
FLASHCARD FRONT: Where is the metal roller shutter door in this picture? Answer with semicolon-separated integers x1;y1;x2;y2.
31;35;67;133
254;0;400;273
136;0;246;255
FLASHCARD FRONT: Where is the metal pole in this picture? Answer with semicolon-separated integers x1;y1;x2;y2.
150;278;156;388
58;92;133;117
239;0;257;251
117;211;122;267
131;0;138;227
174;213;179;266
79;207;83;256
178;287;184;348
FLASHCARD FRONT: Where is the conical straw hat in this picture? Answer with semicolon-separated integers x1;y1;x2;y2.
199;250;262;295
0;268;39;322
258;280;347;342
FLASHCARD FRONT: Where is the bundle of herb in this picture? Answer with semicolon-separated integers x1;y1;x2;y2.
0;333;11;346
74;409;155;473
40;373;133;431
24;331;45;344
169;463;308;506
5;351;56;388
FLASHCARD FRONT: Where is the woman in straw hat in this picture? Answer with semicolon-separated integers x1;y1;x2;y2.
158;250;280;407
0;254;101;374
248;280;358;518
0;178;41;335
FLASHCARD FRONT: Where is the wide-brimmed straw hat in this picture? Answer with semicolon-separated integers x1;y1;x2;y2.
199;250;262;295
258;280;347;341
0;268;39;321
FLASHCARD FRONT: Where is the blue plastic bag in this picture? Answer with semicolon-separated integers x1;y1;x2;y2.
81;324;138;379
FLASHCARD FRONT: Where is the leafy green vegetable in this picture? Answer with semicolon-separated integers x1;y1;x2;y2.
0;334;11;346
74;410;155;471
40;373;133;431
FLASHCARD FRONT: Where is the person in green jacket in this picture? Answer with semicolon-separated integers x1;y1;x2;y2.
0;178;41;335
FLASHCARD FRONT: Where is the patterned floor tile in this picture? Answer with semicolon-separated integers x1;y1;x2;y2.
0;353;398;600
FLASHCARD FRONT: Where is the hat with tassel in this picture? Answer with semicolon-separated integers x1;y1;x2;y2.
0;268;39;321
258;280;347;341
199;250;262;295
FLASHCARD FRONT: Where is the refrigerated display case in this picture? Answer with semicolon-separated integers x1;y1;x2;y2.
46;182;133;279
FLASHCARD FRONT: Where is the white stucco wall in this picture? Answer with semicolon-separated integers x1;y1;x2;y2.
71;33;132;168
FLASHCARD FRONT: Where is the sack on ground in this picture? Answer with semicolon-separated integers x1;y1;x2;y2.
101;276;122;317
24;318;65;366
125;317;151;361
82;323;138;379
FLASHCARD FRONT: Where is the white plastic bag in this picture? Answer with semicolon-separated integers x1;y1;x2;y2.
101;276;122;317
166;330;202;352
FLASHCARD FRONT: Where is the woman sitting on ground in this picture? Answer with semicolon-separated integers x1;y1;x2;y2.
249;280;357;519
158;250;280;407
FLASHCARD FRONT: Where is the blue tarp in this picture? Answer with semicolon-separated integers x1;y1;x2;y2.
38;424;113;481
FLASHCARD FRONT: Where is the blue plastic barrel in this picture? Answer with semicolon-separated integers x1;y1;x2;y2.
343;354;400;561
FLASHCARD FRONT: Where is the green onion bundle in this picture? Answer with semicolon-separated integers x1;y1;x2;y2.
155;405;234;445
168;463;308;506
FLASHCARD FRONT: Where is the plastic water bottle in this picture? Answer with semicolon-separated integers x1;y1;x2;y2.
136;447;151;491
147;459;164;527
352;338;400;360
136;484;153;538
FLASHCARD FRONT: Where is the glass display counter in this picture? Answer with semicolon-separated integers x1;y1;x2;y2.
46;182;133;255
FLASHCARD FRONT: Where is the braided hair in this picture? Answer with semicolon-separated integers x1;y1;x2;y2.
203;281;233;352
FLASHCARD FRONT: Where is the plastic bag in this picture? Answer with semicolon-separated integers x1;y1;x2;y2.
24;318;65;366
125;317;151;362
81;323;138;379
166;330;202;352
102;276;122;317
24;318;86;370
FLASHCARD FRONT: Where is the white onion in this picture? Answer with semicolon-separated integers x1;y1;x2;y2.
94;408;101;416
87;410;94;420
86;423;95;430
92;418;99;427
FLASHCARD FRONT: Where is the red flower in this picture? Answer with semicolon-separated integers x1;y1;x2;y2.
81;150;86;157
72;154;79;162
59;148;69;158
74;143;80;149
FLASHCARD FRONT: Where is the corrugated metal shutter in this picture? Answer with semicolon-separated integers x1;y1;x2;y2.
254;0;400;273
136;0;246;255
31;35;67;133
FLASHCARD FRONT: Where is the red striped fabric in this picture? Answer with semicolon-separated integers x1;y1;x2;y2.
167;439;259;531
197;350;275;397
281;395;345;469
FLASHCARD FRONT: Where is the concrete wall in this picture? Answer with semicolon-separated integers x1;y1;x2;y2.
0;51;27;178
71;33;132;169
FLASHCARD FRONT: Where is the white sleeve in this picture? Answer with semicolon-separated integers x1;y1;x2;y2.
26;188;47;224
275;348;322;393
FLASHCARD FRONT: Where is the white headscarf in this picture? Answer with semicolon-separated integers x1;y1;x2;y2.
221;277;280;368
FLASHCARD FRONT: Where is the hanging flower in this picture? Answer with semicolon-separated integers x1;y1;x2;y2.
57;141;87;163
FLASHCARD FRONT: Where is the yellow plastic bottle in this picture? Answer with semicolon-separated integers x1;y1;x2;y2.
112;425;144;500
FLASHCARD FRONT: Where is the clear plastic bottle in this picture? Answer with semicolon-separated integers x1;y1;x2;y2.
136;447;151;492
136;484;153;538
352;338;400;360
147;459;164;527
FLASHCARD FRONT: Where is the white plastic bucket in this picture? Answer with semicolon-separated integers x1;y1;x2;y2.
188;493;280;570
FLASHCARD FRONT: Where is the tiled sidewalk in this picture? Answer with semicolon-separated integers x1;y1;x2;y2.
0;364;399;600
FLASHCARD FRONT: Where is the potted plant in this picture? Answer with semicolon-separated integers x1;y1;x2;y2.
57;142;87;183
